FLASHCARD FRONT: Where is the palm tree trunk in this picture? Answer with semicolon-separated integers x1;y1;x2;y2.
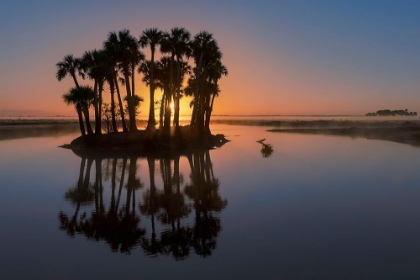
159;92;165;129
205;93;216;133
191;53;204;127
190;98;196;130
76;104;86;136
147;50;156;131
163;86;171;131
124;70;137;131
93;80;100;135
168;54;174;128
131;63;139;131
115;74;128;132
196;83;205;134
95;80;103;135
71;73;80;88
131;64;135;101
174;57;181;128
110;83;118;132
82;104;94;135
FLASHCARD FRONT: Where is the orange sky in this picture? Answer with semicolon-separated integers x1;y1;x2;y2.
1;1;419;117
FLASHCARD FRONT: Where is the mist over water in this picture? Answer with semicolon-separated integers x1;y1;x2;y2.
1;123;420;279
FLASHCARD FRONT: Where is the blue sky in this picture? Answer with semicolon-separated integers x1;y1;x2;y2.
1;0;419;116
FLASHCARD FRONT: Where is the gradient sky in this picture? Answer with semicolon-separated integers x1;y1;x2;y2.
1;0;419;116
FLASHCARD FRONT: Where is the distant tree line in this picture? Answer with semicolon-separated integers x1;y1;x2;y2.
56;28;227;137
366;109;417;117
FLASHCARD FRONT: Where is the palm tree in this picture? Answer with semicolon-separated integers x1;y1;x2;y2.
123;94;144;120
129;46;145;128
101;56;119;132
63;86;95;136
139;60;162;126
161;27;191;128
140;28;164;132
204;60;228;132
80;49;108;134
63;91;85;136
103;42;128;132
57;54;94;134
56;54;82;87
156;57;173;130
189;31;224;134
140;58;188;131
104;30;143;132
189;31;214;129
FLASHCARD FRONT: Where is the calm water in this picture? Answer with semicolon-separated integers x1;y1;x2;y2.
1;124;420;279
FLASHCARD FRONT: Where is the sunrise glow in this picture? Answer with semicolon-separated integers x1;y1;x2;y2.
0;1;418;118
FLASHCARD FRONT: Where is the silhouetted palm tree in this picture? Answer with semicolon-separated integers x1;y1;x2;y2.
161;27;191;128
188;31;225;134
156;57;173;130
57;54;94;134
80;49;109;134
140;28;164;132
104;30;143;131
204;60;228;132
100;55;119;132
56;54;82;87
63;86;95;136
103;40;128;132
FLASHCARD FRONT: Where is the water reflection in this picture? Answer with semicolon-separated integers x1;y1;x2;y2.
58;150;227;259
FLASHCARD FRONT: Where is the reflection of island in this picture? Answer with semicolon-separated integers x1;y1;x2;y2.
59;150;227;259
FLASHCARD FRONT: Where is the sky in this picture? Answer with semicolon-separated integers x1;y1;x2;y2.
1;0;419;117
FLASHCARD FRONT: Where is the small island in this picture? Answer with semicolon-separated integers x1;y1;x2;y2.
366;109;417;117
57;27;228;152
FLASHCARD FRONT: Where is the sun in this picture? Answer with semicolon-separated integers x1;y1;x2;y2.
170;101;175;111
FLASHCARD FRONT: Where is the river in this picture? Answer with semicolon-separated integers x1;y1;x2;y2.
0;123;419;279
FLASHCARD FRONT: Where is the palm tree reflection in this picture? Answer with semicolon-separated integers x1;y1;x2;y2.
59;157;94;237
185;150;227;257
59;149;227;259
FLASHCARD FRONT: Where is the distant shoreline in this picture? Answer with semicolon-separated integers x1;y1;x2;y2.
2;118;420;147
0;114;374;118
266;120;420;147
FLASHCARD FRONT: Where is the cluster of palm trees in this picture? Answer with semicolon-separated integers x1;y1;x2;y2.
57;27;228;137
